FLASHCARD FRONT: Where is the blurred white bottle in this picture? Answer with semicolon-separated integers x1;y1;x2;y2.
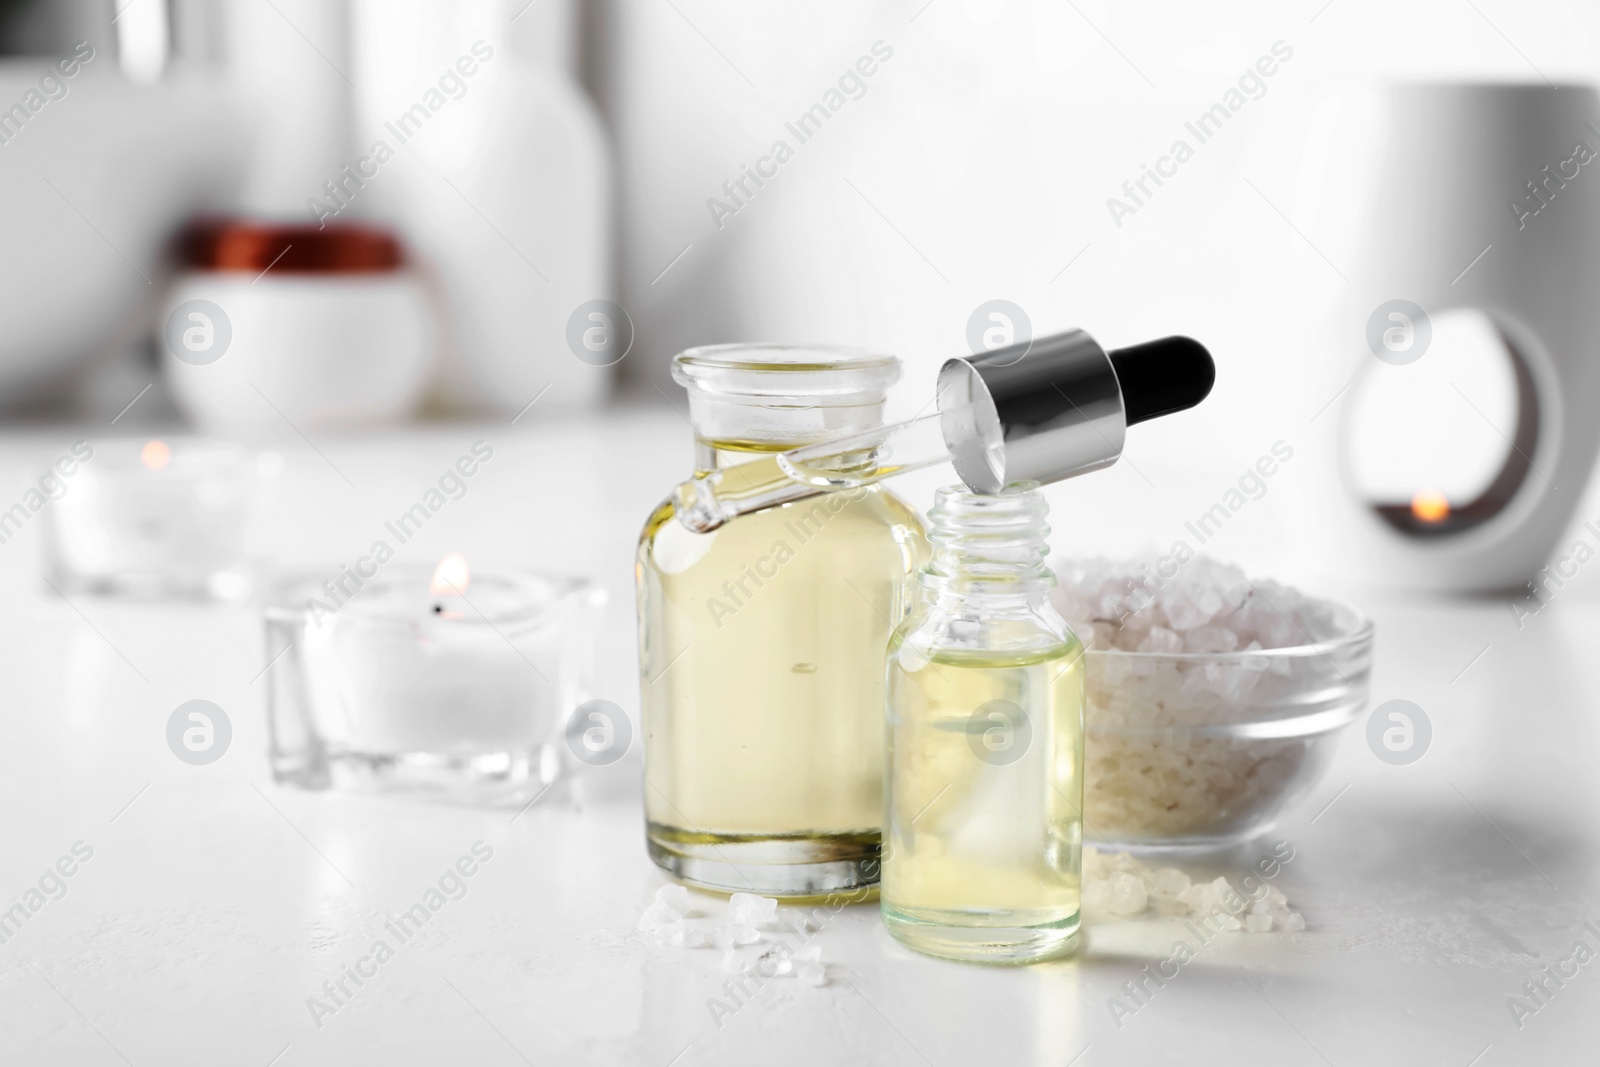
223;0;358;219
352;0;613;415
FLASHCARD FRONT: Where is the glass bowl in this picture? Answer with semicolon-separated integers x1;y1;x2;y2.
1082;602;1374;852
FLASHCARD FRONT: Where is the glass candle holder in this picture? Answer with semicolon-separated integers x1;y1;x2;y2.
44;438;259;600
264;561;601;806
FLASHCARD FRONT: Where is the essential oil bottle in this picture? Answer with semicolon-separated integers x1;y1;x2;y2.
637;345;929;898
882;483;1085;963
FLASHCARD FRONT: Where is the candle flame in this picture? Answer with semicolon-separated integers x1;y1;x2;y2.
430;552;471;597
1411;488;1450;524
141;440;172;471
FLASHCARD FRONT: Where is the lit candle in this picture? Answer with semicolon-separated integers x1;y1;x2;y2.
265;556;600;804
1410;488;1450;525
44;437;260;600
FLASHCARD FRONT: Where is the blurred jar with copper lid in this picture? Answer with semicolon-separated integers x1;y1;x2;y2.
161;219;437;434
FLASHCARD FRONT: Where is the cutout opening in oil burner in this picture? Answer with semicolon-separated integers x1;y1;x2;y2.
1345;309;1540;539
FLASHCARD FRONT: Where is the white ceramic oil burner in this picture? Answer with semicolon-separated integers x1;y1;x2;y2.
1296;83;1600;594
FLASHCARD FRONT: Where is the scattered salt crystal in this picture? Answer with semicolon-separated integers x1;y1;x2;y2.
1152;892;1192;916
638;901;681;933
759;946;794;976
1084;864;1151;917
645;889;804;953
797;962;827;986
655;884;691;911
721;948;742;973
1178;882;1222;915
728;893;778;927
1282;912;1306;932
1081;850;1300;929
652;921;688;947
1105;871;1148;917
1210;877;1245;914
1150;868;1190;896
1082;878;1115;912
796;945;822;963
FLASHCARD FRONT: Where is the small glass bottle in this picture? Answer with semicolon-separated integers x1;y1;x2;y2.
638;345;929;897
882;483;1085;963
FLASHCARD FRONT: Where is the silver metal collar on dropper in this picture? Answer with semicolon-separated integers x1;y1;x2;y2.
938;329;1128;495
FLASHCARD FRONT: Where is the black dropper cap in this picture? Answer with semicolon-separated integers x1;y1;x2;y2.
941;328;1217;493
1107;336;1215;426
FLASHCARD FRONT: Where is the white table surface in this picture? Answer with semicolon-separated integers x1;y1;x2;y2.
0;409;1596;1067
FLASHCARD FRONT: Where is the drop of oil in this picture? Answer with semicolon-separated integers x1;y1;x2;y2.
791;663;817;674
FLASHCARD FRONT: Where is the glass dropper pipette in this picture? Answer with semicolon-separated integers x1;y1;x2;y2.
672;329;1214;534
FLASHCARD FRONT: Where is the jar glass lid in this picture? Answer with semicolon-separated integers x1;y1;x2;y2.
673;344;900;401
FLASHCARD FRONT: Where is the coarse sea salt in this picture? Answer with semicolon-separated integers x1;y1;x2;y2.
652;920;704;948
728;892;779;927
726;924;762;946
756;944;826;985
655;884;692;911
1053;555;1343;657
759;944;795;977
638;901;681;934
641;890;780;952
1080;850;1306;934
1052;555;1349;842
641;890;835;983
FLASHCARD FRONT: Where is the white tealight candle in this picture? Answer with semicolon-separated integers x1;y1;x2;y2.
266;556;599;805
44;438;260;600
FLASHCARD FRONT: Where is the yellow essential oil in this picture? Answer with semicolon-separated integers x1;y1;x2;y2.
882;484;1085;963
638;347;928;898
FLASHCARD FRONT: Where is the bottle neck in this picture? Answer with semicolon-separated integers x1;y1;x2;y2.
694;437;788;474
921;483;1054;603
685;388;887;457
689;393;889;476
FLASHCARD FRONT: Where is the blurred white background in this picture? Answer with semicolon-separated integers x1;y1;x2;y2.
5;0;1600;589
592;0;1600;589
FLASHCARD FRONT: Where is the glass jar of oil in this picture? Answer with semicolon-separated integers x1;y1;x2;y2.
638;345;929;898
883;483;1085;962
